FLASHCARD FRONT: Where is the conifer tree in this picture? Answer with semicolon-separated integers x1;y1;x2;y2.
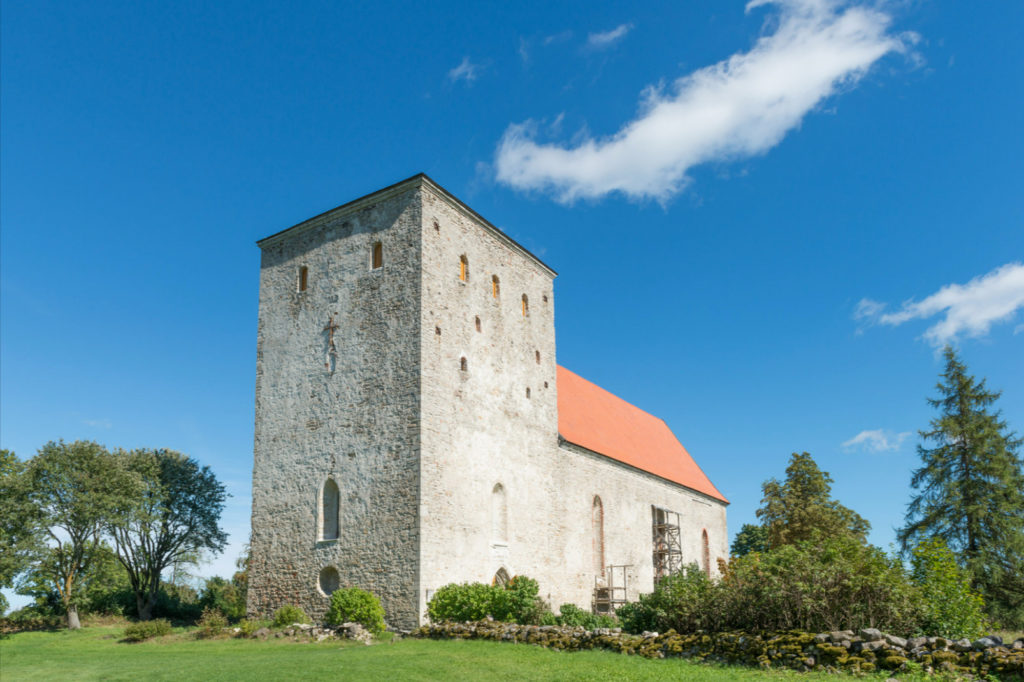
898;346;1024;626
757;451;870;549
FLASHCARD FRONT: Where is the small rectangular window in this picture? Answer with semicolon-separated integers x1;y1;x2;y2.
298;266;308;292
372;242;383;269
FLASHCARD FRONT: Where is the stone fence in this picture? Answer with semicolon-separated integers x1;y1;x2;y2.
413;621;1024;679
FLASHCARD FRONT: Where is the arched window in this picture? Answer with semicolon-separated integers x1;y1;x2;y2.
592;496;605;576
319;566;340;596
521;294;529;316
459;255;469;282
702;529;711;577
492;275;500;298
298;266;308;292
492;483;508;542
493;567;511;587
320;478;340;541
460;356;468;372
371;241;383;269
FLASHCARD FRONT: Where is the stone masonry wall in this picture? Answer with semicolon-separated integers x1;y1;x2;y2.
248;184;423;628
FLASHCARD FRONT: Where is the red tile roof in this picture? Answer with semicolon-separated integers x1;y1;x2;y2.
557;366;728;504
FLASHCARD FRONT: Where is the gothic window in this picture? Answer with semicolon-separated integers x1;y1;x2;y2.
702;529;711;577
459;255;469;282
493;567;511;587
492;483;508;543
320;478;340;541
521;294;529;316
318;566;340;596
298;266;308;292
372;241;383;269
592;496;605;576
492;275;500;298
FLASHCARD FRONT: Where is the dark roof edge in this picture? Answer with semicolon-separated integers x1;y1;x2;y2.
255;172;557;278
557;436;730;506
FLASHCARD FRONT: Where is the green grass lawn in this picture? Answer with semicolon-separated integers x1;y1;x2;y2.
0;626;876;682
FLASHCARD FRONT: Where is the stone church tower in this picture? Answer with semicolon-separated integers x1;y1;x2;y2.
248;175;728;629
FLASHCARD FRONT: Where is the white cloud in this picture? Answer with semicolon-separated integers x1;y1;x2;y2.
587;23;634;50
448;57;482;84
494;0;910;203
842;429;911;453
856;262;1024;346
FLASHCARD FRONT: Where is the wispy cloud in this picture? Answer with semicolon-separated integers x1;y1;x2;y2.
448;57;482;84
842;429;911;453
82;418;112;429
587;23;634;50
494;0;912;203
856;263;1024;347
543;30;573;46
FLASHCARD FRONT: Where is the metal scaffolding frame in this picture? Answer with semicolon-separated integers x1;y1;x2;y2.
652;506;682;581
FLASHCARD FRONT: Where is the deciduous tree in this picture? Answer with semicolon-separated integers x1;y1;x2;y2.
108;449;228;621
0;449;44;597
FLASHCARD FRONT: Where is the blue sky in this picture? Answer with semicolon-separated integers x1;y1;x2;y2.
2;0;1022;609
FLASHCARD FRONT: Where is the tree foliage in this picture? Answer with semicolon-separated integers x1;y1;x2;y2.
26;440;137;628
730;523;768;557
911;538;987;639
757;452;870;549
107;449;228;621
0;449;44;593
897;346;1024;627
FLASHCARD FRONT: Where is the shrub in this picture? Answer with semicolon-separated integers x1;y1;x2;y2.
199;576;246;622
325;587;386;635
272;604;310;627
493;576;545;625
911;538;987;639
195;607;229;639
237;617;270;638
556;603;618;629
123;618;172;642
616;600;659;634
427;582;495;623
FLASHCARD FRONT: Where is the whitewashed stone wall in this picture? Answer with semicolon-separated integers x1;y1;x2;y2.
248;175;728;630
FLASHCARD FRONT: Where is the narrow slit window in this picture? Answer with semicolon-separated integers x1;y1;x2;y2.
475;316;481;332
298;266;309;292
320;478;340;541
535;350;540;364
525;387;531;399
459;255;469;282
433;220;440;232
492;275;500;298
371;241;383;269
521;294;529;316
460;356;468;371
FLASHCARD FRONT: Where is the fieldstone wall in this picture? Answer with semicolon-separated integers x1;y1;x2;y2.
248;183;423;627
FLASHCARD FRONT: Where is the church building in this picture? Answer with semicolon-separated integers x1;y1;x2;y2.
247;174;728;629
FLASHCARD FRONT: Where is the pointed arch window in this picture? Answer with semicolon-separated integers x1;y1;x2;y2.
320;478;340;541
492;483;508;543
592;496;605;576
702;529;711;577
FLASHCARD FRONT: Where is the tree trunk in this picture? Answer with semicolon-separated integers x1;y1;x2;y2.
66;604;81;630
137;592;157;621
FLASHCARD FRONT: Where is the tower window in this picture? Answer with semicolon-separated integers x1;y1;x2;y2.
521;294;529;316
475;316;481;332
298;266;309;292
320;478;340;541
492;275;500;298
535;350;540;364
459;255;469;282
460;357;468;371
371;241;383;269
526;387;531;399
433;220;440;232
435;326;441;336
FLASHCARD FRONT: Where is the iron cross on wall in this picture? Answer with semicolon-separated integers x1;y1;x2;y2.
323;314;339;372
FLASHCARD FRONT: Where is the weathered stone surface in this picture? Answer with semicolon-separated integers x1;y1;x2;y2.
883;633;906;649
907;636;928;650
953;638;973;652
858;628;883;641
247;176;730;630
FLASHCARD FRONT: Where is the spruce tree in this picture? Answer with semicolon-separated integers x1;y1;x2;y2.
898;346;1024;626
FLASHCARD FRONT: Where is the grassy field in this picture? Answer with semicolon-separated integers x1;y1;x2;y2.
0;625;884;682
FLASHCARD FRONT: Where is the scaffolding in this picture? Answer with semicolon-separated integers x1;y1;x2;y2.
652;506;682;581
593;564;630;614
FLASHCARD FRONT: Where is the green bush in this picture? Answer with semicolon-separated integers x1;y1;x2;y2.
615;600;659;634
272;604;310;627
123;618;172;642
237;617;270;638
199;576;246;622
911;538;987;639
325;587;386;635
556;603;618;629
427;576;548;625
195;607;228;639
